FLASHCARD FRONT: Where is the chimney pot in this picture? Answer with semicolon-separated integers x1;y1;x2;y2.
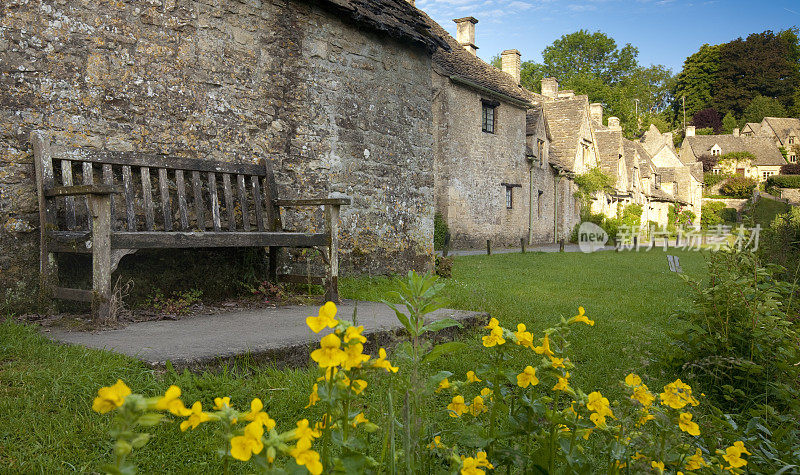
541;77;558;99
590;103;603;125
501;49;521;85
686;126;695;137
453;17;478;55
608;116;621;131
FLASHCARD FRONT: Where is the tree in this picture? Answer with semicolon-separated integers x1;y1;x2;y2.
742;95;788;124
540;30;638;85
671;44;720;123
713;30;800;116
692;108;722;133
722;112;738;134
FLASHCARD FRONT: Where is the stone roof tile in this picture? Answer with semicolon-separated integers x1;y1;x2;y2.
683;135;785;166
542;97;587;170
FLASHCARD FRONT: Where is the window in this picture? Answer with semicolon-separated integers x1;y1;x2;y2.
789;137;795;145
537;140;544;166
762;171;777;180
712;168;721;174
790;154;797;163
537;190;543;217
505;186;513;209
711;148;721;157
481;100;498;133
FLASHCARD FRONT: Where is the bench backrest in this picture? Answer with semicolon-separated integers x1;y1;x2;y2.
33;132;280;233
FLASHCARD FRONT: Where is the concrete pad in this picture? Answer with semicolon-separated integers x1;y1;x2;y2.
46;301;488;368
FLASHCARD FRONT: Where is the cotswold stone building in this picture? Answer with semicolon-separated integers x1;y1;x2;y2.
741;117;800;164
0;0;448;295
680;132;786;182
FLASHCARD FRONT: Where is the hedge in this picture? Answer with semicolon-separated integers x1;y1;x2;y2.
766;175;800;189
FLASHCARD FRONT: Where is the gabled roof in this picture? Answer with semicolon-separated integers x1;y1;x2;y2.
594;130;622;179
683;135;786;166
633;142;654;179
649;186;677;203
419;11;539;105
310;0;449;53
761;117;800;145
742;122;761;135
621;139;639;180
526;105;551;140
543;97;589;171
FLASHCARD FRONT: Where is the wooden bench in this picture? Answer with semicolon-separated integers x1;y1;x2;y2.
31;131;350;320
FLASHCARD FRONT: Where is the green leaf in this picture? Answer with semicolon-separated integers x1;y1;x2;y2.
421;342;467;364
130;433;151;449
419;318;463;335
381;300;413;335
135;413;163;427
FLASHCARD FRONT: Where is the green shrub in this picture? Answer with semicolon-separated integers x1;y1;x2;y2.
700;201;725;229
758;207;800;282
573;168;613;206
766;175;800;189
703;172;728;188
721;207;738;223
695;127;715;135
720;176;757;198
433;212;450;250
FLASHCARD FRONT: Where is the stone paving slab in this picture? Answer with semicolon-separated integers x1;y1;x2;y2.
46;301;488;368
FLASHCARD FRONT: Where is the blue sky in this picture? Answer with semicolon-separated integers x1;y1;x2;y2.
416;0;800;73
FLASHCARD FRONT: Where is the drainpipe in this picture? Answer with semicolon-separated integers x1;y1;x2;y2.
554;172;561;243
528;161;535;245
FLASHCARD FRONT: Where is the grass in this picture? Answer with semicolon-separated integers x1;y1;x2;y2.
0;248;707;472
748;196;792;228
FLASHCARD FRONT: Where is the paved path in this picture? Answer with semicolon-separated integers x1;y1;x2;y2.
46;301;487;368
440;243;615;256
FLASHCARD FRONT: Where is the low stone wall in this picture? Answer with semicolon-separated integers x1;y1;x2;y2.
777;188;800;206
702;198;747;212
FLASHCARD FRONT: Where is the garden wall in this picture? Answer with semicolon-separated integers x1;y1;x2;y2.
0;0;436;303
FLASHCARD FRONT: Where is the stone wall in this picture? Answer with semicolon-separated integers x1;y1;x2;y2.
432;73;530;249
0;0;436;300
778;188;800;206
527;118;556;244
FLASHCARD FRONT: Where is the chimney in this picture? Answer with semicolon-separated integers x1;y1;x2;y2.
608;116;621;131
453;17;478;55
590;103;603;125
541;77;558;99
685;126;695;137
405;0;414;4
557;90;575;99
501;49;521;85
733;127;740;137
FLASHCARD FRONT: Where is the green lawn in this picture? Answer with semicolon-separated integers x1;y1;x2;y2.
0;249;706;472
749;196;791;227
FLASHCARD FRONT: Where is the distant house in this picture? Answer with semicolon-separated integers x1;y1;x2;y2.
750;117;800;164
680;133;786;182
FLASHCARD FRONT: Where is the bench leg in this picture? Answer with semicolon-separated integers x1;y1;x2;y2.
324;204;340;303
89;194;112;321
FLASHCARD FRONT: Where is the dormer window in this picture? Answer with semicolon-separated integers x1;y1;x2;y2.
481;99;499;134
710;145;721;157
789;136;795;145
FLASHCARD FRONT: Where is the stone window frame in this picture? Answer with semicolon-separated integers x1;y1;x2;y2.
537;139;545;167
481;99;500;134
537;189;544;217
502;182;521;209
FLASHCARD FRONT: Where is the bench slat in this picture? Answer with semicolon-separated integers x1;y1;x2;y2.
175;170;189;230
237;174;250;232
251;176;265;232
122;165;136;231
102;164;116;231
208;172;221;231
61;160;76;230
141;167;155;231
222;173;236;231
158;168;172;232
111;231;328;249
53;148;267;176
82;162;93;230
192;170;205;230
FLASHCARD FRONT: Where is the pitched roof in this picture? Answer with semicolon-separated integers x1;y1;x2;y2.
526;105;551;140
761;117;800;145
649;186;677;203
543;97;588;171
310;0;449;53
743;122;761;135
683;135;786;166
632;142;654;178
594;130;622;186
621;139;639;180
419;11;540;105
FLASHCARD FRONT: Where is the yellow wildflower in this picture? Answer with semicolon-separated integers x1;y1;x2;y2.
292;419;321;445
632;384;655;407
289;438;323;475
549;356;566;369
514;324;534;348
305;301;338;333
306;384;320;408
651;460;665;473
468;396;487;416
553;372;570;391
154;385;190;416
685;448;707;470
311;333;346;368
480;387;493;398
631;452;646;461
372;348;399;373
437;378;451;393
590;412;607;428
485;318;500;330
569;306;594;326
466;371;482;383
342;343;370;370
427;435;446;450
638;411;655;425
244;398;276;430
460;456;485;475
475;451;494;469
213;396;232;410
678;412;700;436
318;366;338;381
624;373;642;387
230;421;264;461
447;395;468;417
344;325;367;344
351;379;367;395
351;412;369;426
180;401;211;431
92;380;131;414
586;391;614;419
660;379;699;409
533;334;555;357
722;441;750;470
482;326;506;347
516;366;539;388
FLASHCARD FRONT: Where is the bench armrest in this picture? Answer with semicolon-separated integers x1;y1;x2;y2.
274;198;352;207
44;185;122;197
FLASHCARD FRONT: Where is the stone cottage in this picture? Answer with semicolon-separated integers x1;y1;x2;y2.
743;117;800;164
680;132;786;182
0;0;449;298
641;125;703;218
424;13;559;248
